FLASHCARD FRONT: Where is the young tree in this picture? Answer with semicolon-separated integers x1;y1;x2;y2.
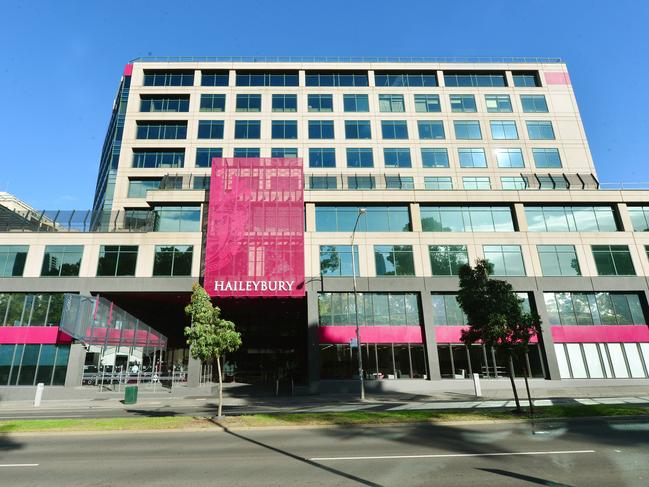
456;259;541;414
185;283;242;418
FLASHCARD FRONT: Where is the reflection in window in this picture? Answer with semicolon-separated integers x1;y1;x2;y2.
483;245;526;276
374;245;415;276
153;245;193;276
421;206;514;232
41;245;83;277
319;245;358;276
544;292;645;326
316;205;411;232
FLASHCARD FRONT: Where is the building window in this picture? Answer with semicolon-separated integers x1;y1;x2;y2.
0;343;70;386
197;120;224;139
483;245;526;276
305;71;368;87
378;94;405;112
140;95;190;112
347;176;375;190
344;120;372;139
421;148;449;168
315;205;411;232
421;206;515;232
628;206;649;231
153;206;201;232
235;71;298;86
501;176;528;190
458;148;487;168
132;149;185;169
532;148;562;168
374;245;415;276
592;245;636;276
0;293;65;328
490;121;519;140
453;121;482;140
136;122;187;140
385;176;414;190
0;246;28;277
495;148;525;168
526;121;555;140
450;94;477;113
271;120;297;139
381;120;408;139
234;120;261;139
414;94;441;112
424;177;453;190
271;148;298;158
319;245;359;276
538;245;581;276
143;70;193;87
235;94;261;112
343;94;369;112
318;292;421;326
417;121;445;140
431;294;467;326
346;148;374;168
309;176;337;190
429;245;468;276
127;179;160;198
233;148;260;158
153;245;193;276
199;94;225;112
383;148;411;168
41;245;83;277
521;95;548;113
193;176;210;190
308;120;335;139
512;71;541;87
96;245;138;277
375;71;437;87
309;94;334;112
463;177;491;190
195;148;223;168
272;94;297;112
201;70;229;86
485;94;512;113
309;148;336;168
525;206;618;232
444;71;506;87
544;292;646;326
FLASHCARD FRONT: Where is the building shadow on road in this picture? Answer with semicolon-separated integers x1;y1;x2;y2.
0;394;25;460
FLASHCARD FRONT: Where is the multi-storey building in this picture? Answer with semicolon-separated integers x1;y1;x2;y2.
1;57;649;389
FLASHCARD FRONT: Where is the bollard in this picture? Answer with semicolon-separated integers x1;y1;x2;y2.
472;373;482;397
34;383;45;407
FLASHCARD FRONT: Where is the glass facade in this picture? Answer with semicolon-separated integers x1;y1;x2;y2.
140;95;189;112
417;121;445;139
0;245;28;277
199;94;226;112
318;292;421;326
525;206;618;232
153;245;193;276
538;245;581;276
0;293;65;327
153;206;201;232
0;344;70;386
374;245;415;276
136;122;187;139
96;245;138;277
316;205;411;232
343;94;369;112
483;245;526;276
414;94;441;112
544;292;646;326
429;245;468;276
628;206;649;231
195;148;223;168
420;206;514;232
319;245;358;276
421;148;449;167
592;245;636;276
41;245;83;277
132;149;185;169
346;148;374;168
309;94;334;112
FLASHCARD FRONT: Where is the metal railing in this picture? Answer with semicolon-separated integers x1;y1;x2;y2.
130;56;562;64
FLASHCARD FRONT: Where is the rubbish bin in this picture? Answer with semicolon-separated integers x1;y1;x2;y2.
124;385;138;405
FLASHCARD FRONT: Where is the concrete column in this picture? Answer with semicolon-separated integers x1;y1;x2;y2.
505;70;515;88
532;290;562;380
64;343;87;388
410;203;422;232
617;203;634;232
513;203;528;232
419;289;442;380
436;70;444;87
305;203;316;232
187;354;202;387
306;288;321;391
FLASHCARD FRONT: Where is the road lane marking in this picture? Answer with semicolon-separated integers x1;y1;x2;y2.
311;450;595;461
0;464;39;468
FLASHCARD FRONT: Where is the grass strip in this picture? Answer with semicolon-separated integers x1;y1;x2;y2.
0;416;211;433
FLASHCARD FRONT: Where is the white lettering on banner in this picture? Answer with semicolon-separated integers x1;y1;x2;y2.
213;280;295;293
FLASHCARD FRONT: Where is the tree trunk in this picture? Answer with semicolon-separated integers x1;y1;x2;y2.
507;352;522;414
524;360;534;418
216;355;223;418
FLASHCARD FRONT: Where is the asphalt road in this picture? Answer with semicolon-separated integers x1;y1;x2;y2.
1;418;648;486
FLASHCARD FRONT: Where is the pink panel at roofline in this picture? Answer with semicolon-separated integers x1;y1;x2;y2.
551;325;649;343
0;326;72;345
204;158;305;298
318;326;423;344
123;64;133;76
544;71;571;85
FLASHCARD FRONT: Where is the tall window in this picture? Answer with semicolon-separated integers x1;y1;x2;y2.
538;245;581;276
485;94;512;113
235;71;298;86
234;120;261;139
424;177;453;190
512;72;541;87
463;177;491;190
431;294;467;326
374;245;415;276
381;120;408;139
140;95;190;112
305;71;368;87
308;120;335;139
544;292;645;326
143;70;193;86
417;121;445;139
420;206;514;232
628;206;649;231
383;148;411;168
41;246;83;277
343;94;369;112
197;120;224;139
153;206;201;232
458;148;487;168
483;245;526;276
315;205;411;232
271;120;297;139
414;94;441;112
525;206;618;232
344;120;371;139
429;245;468;276
0;246;28;277
495;148;524;168
490;120;519;140
378;94;405;112
96;246;138;277
450;94;477;112
201;70;229;86
532;148;562;168
136;122;187;140
526;121;555;140
453;121;482;140
272;94;297;112
199;94;225;112
592;245;636;276
421;148;449;168
346;148;374;168
444;71;506;87
308;94;333;112
521;95;548;113
236;94;261;112
132;149;185;169
153;245;193;276
309;148;336;168
317;292;421;326
319;245;359;276
195;148;223;168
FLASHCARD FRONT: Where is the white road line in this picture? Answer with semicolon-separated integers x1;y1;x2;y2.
0;464;39;468
311;449;596;461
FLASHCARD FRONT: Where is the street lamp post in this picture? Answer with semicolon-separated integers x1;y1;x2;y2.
350;208;366;401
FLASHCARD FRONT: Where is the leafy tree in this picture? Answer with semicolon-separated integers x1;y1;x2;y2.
456;259;541;414
185;283;242;417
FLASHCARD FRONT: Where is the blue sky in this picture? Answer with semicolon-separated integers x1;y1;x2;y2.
0;0;647;209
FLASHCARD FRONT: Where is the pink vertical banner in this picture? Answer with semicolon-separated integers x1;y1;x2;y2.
204;158;305;298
